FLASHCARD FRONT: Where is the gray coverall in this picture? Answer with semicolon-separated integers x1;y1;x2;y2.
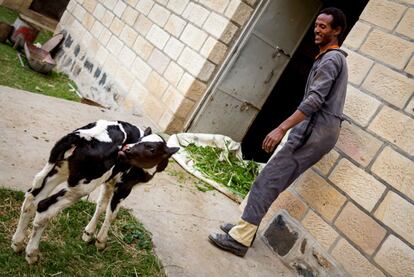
242;48;348;226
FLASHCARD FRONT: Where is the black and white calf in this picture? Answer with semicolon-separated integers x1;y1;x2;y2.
11;120;179;264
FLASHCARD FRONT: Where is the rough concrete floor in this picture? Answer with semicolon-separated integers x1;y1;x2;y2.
0;86;294;277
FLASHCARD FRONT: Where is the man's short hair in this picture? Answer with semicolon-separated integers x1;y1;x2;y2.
319;7;347;44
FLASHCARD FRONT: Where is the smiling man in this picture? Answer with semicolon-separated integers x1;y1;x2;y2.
209;7;348;257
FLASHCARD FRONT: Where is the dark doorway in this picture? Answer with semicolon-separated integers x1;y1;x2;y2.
29;0;70;20
241;0;369;162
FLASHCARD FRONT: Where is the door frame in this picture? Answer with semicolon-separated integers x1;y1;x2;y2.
184;0;270;131
185;0;320;137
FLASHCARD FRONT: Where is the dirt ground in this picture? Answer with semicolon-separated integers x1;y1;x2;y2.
0;86;293;277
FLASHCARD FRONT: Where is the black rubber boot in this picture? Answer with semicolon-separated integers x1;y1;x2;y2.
208;233;248;257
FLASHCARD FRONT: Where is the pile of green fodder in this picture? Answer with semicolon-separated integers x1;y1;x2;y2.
184;143;260;198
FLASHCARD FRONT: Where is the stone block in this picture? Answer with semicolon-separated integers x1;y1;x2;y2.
405;55;414;76
146;24;170;49
148;3;171;27
314;149;339;176
145;71;169;98
396;8;414;39
220;21;238;44
98;27;111;46
360;0;406;30
203;0;230;13
262;211;347;277
178;73;207;101
102;0;116;10
362;63;413;108
91;20;104;39
259;190;307;232
203;12;230;40
113;1;127;17
405;96;414;116
73;4;86;22
131;56;152;83
360;30;413;70
122;6;139;26
225;0;253;26
136;0;155;15
93;3;105;20
331;239;385;277
162;86;195;119
343;85;381;127
372;146;414;200
329;159;386;212
115;66;135;91
142;93;166;122
107;35;124;56
101;10;114;28
132;35;154;60
369;105;414;154
164;14;186;38
158;109;175;130
103;55;120;77
134;14;153;36
164;116;186;133
120;24;138;47
177;47;206;77
122;80;148;111
95;45;109;65
335;202;386;255
336;122;383;167
83;0;97;13
164;36;184;60
343;21;370;49
301;210;338;250
200;37;228;64
180;24;208;51
148;48;170;74
109;17;125;35
374;235;414;277
182;2;209;27
294;170;346;222
82;12;95;30
167;0;189;15
375;191;414;245
345;49;374;86
118;45;136;67
163;61;184;87
398;0;414;4
198;60;215;82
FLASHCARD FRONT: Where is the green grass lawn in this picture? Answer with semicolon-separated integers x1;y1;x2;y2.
0;188;165;277
0;5;80;101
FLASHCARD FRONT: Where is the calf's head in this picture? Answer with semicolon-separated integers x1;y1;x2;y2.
118;134;179;172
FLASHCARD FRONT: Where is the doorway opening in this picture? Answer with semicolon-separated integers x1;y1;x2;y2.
29;0;70;21
241;0;369;162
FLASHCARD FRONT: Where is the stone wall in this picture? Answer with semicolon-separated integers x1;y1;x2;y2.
265;0;414;276
55;0;257;131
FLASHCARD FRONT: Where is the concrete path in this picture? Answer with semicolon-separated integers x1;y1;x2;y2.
0;86;293;277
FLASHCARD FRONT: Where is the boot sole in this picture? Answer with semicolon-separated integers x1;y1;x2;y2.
208;235;247;257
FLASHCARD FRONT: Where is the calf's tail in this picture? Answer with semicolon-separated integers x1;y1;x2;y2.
48;133;82;163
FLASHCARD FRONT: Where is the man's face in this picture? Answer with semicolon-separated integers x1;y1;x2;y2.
314;13;340;46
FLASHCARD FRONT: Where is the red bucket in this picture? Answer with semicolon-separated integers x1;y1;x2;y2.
11;17;39;48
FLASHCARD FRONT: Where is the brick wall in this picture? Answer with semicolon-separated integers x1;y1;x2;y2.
55;0;257;131
264;0;414;276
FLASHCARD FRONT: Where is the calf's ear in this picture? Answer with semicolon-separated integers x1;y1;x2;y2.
167;147;180;155
144;127;152;136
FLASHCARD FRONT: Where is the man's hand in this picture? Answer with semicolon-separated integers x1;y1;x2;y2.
262;127;286;153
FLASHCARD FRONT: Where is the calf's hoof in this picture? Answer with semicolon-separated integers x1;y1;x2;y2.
95;239;107;250
11;241;26;253
25;249;40;264
82;230;94;243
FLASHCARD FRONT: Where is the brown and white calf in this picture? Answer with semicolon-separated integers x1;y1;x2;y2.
11;120;179;264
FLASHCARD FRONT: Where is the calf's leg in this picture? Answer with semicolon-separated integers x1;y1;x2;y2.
82;183;115;242
95;185;133;250
12;163;67;252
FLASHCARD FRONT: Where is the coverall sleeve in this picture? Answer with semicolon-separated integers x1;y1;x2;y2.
297;56;342;117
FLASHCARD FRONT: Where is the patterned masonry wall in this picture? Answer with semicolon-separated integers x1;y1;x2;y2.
55;0;257;131
263;0;414;276
56;0;413;275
